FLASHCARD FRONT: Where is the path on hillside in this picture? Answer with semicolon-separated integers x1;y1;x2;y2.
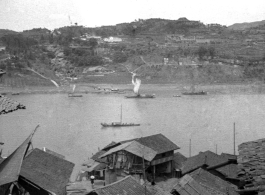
26;68;59;87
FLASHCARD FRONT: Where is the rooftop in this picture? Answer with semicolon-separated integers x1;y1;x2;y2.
20;148;75;195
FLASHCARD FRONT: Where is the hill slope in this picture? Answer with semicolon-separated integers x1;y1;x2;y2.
228;20;265;30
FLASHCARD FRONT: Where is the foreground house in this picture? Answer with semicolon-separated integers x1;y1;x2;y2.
99;133;180;184
0;127;74;195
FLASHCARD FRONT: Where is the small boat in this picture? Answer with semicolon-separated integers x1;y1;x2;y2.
182;91;207;95
125;94;155;99
12;92;20;95
68;93;83;97
173;95;181;97
101;104;140;127
101;122;140;127
68;84;83;97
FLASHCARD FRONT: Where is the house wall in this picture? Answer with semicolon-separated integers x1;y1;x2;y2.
105;169;117;185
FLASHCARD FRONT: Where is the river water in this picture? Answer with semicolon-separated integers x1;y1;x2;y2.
1;85;265;180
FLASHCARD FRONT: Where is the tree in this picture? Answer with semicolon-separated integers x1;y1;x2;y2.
208;46;216;59
197;46;208;60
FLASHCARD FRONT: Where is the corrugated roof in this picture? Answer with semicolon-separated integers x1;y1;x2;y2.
82;161;106;172
0;130;34;186
89;176;153;195
0;95;26;115
20;148;75;195
100;141;157;162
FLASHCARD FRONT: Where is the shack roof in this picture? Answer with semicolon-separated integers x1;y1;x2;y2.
100;141;157;162
181;150;228;175
91;150;107;163
173;152;187;170
0;95;26;115
136;134;180;154
0;130;34;186
20;148;75;195
172;168;238;195
88;176;152;195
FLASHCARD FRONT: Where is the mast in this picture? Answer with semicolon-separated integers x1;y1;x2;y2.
233;122;236;155
120;104;122;123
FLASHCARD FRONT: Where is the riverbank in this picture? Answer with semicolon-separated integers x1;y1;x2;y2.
1;82;265;96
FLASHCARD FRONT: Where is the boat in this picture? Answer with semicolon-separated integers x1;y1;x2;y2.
181;68;207;96
173;95;181;97
182;91;207;95
68;84;83;97
125;94;155;98
101;104;140;127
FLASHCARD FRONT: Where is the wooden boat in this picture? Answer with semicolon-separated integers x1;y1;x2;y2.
101;122;140;127
125;94;155;99
101;104;140;127
173;95;181;97
68;93;83;97
182;91;207;95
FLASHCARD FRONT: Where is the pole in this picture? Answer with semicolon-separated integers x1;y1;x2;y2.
189;139;191;157
234;122;236;155
120;104;122;123
216;144;217;154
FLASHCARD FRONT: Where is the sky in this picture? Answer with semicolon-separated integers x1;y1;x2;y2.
0;0;265;32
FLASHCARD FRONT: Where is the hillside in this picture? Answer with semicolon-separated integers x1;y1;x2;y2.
228;20;265;30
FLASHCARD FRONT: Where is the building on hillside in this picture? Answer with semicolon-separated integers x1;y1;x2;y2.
99;133;180;185
103;37;122;43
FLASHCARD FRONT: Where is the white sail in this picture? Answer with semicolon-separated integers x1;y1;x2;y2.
72;84;76;93
132;74;141;95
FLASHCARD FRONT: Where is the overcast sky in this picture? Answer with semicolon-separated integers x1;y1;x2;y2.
1;0;265;31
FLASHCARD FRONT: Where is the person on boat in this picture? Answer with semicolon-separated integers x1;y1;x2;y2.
132;73;141;96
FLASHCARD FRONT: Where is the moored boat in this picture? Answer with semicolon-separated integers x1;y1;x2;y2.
101;122;140;127
125;94;155;98
182;91;207;95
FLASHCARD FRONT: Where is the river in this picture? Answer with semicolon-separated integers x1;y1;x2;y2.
1;84;265;181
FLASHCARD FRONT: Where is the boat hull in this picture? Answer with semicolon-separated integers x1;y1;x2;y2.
68;94;83;97
182;91;207;95
101;123;140;127
125;94;155;99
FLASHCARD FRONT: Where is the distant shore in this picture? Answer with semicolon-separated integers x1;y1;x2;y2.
1;82;265;96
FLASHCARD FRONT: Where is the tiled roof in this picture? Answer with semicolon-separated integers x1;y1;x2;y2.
181;151;228;175
0;95;26;115
20;148;75;195
136;134;180;154
173;152;187;170
89;176;153;195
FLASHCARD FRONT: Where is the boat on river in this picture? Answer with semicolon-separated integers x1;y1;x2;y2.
68;84;83;97
182;91;207;95
125;94;155;99
101;105;140;127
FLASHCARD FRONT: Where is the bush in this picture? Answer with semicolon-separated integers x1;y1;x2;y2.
113;52;128;63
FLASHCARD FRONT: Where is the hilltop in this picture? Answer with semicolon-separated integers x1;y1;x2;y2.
228;20;265;30
0;17;265;89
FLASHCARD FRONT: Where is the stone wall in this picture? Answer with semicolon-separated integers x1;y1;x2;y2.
237;138;265;187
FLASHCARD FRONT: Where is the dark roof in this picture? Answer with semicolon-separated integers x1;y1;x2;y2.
102;141;118;151
172;168;238;195
0;95;26;115
20;148;75;195
91;150;107;163
190;168;238;195
173;152;187;169
89;176;153;195
0;132;33;186
181;151;227;175
104;134;179;155
136;134;180;154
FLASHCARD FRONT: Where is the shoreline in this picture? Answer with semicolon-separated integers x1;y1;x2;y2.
1;82;265;95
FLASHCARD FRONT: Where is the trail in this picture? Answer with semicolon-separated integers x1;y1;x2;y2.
26;68;59;87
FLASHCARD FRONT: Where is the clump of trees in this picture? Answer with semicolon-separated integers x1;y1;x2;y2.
197;46;216;59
